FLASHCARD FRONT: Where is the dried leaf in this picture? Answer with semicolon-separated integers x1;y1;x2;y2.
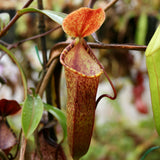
0;120;16;155
0;99;21;117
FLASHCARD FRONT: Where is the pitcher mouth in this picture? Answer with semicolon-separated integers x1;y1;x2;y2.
60;38;103;78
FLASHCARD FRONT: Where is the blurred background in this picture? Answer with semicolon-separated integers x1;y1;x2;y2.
0;0;160;159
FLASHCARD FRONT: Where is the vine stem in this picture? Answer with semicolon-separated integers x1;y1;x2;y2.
0;0;34;38
19;134;27;160
0;45;27;98
88;0;97;8
82;39;117;105
47;41;146;67
37;0;47;67
7;25;61;50
104;0;119;11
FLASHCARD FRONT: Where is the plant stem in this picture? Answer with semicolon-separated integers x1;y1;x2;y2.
37;59;59;98
83;39;117;104
49;41;146;52
37;0;48;67
7;25;61;49
19;134;27;160
88;0;97;8
104;0;119;12
0;45;27;98
0;0;34;38
47;41;146;66
89;42;146;51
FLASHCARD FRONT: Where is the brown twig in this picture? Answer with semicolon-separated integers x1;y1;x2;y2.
88;0;97;8
37;0;47;67
0;0;34;38
88;42;146;51
0;40;9;47
7;25;61;50
37;59;59;98
49;41;146;52
19;133;27;160
47;41;146;67
104;0;119;12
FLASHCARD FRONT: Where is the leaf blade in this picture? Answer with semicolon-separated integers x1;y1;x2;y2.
145;25;160;136
44;103;67;142
18;8;67;25
22;94;43;139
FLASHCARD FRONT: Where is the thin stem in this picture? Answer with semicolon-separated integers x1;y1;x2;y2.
88;42;146;51
36;46;63;97
19;134;27;160
9;129;22;160
37;59;59;97
47;41;146;67
49;41;146;52
88;0;97;8
0;40;9;47
37;0;47;67
104;0;119;12
0;45;27;99
7;25;61;50
0;0;34;38
82;39;117;106
95;68;117;106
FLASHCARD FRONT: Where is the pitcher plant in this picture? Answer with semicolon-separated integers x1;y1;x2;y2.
60;7;117;159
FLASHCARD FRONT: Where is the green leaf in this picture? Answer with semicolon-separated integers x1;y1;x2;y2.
18;8;67;25
135;12;148;45
44;103;67;142
35;45;43;66
145;25;160;136
22;94;43;139
145;25;160;56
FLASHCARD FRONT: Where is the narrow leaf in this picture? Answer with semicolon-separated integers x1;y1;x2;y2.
44;103;67;142
18;8;67;25
22;94;43;139
0;45;27;98
35;45;43;66
145;25;160;136
135;12;148;45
